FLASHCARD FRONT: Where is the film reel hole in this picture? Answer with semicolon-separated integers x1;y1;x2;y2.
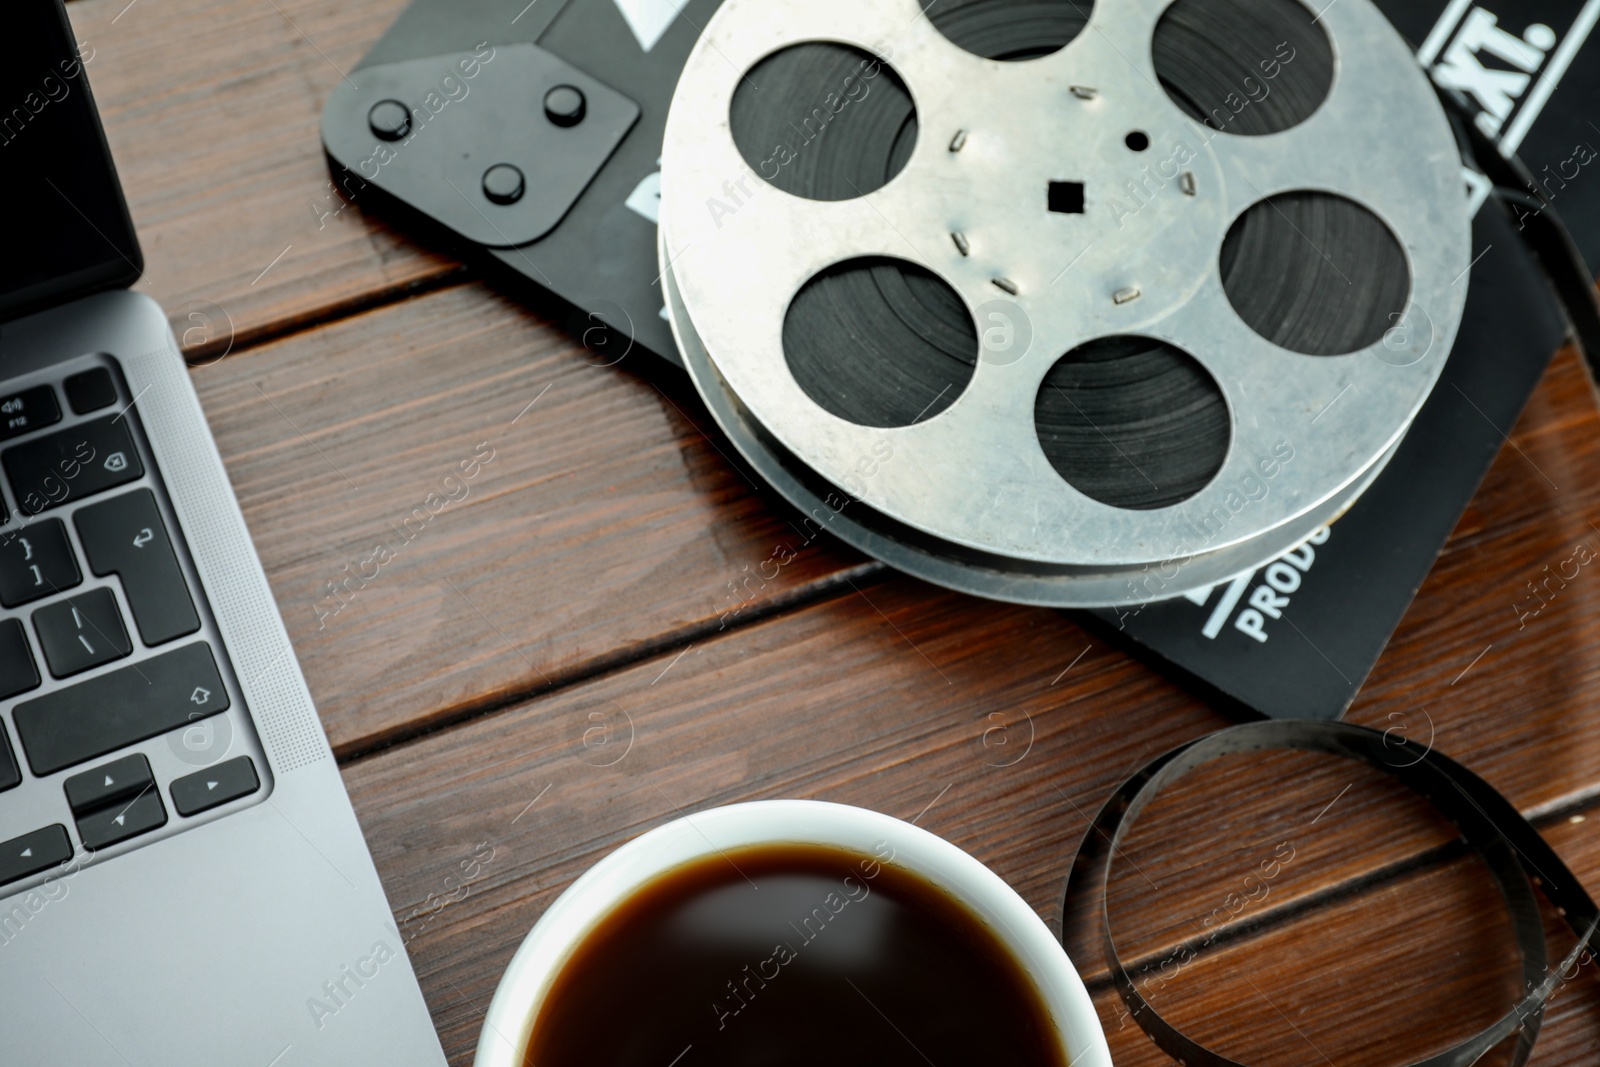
730;43;917;202
921;0;1093;60
1125;130;1150;152
784;257;977;428
1222;192;1411;356
1035;336;1229;510
1153;0;1333;136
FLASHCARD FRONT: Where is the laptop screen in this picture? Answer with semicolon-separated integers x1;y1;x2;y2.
0;0;142;324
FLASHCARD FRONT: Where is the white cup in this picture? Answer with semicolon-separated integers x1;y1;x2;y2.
474;798;1111;1067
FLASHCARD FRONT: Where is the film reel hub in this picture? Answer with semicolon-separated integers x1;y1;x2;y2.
661;0;1470;606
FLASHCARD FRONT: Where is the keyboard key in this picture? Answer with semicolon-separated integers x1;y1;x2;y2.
64;369;117;415
171;756;259;817
0;825;73;888
4;415;143;515
74;491;198;646
0;618;40;700
76;787;166;850
14;642;229;775
0;385;62;442
0;518;81;607
33;589;131;678
0;726;18;793
64;753;154;815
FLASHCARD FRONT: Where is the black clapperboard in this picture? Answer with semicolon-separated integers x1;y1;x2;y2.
321;0;1600;720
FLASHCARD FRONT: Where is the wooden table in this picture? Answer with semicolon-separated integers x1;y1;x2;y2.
65;0;1600;1062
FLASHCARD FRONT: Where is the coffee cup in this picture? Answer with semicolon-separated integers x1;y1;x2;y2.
475;799;1111;1066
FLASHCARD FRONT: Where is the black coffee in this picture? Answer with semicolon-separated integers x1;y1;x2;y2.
522;842;1067;1067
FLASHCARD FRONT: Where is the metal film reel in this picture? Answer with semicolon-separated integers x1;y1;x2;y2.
660;0;1470;608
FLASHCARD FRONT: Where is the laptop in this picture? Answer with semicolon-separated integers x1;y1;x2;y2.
0;3;447;1063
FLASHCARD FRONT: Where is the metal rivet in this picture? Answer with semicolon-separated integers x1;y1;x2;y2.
952;232;971;257
544;85;587;127
949;129;968;152
993;277;1019;295
483;163;526;205
1070;85;1098;100
368;100;411;141
1113;286;1142;305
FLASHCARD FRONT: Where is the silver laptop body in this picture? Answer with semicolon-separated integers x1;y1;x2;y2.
0;3;447;1062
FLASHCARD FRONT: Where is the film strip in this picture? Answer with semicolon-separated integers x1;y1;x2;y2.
1061;721;1600;1067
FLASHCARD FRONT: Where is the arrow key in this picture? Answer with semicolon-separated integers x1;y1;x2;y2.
76;786;166;849
64;753;154;815
171;756;259;817
0;825;72;888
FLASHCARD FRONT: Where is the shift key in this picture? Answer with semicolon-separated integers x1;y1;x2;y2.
76;490;199;646
14;642;228;776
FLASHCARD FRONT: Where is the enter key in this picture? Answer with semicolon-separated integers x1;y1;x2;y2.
74;489;200;646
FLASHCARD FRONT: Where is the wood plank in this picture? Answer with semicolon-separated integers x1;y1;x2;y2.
336;549;1600;1063
1089;812;1600;1067
338;579;1209;1064
200;278;1600;763
188;266;1600;1065
65;0;455;349
1447;344;1598;557
328;328;1600;1052
194;281;865;754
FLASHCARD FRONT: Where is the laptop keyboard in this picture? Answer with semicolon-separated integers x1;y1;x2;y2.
0;363;263;892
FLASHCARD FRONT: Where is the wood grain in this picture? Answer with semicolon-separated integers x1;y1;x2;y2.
60;0;1600;771
193;281;866;755
62;4;1600;1062
188;272;1600;1067
43;3;1600;1065
220;302;1597;795
181;232;1600;762
338;579;1214;1063
65;0;456;350
1091;812;1600;1067
336;555;1600;1063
